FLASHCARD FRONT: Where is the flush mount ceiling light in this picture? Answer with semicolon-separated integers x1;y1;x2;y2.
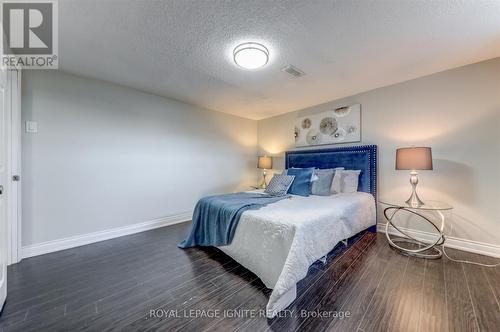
233;42;269;70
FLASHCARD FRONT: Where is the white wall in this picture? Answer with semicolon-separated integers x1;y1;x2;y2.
258;58;500;246
22;71;257;246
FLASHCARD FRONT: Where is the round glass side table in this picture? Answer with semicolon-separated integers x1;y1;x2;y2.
380;199;453;259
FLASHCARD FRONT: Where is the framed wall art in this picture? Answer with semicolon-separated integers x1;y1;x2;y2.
294;104;361;147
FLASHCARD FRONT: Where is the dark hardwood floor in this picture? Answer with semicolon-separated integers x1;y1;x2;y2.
1;221;499;331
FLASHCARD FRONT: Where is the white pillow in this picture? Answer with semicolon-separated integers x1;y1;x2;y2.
340;170;361;193
330;167;345;194
311;173;319;182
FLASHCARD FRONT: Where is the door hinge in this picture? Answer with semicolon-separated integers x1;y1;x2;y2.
12;175;20;181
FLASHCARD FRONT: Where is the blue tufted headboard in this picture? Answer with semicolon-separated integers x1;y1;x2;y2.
285;145;377;199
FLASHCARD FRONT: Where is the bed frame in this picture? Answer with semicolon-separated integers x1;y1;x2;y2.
285;144;378;232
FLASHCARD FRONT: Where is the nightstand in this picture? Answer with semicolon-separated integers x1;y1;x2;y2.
380;199;453;259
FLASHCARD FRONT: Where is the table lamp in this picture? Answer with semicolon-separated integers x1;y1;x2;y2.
258;156;273;189
396;147;433;207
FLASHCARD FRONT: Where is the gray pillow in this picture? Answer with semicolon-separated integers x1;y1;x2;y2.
311;169;335;196
265;174;295;196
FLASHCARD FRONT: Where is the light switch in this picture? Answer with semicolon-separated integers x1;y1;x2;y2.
25;121;38;133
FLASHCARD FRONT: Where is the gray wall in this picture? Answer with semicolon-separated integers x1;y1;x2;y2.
258;58;500;245
22;71;258;246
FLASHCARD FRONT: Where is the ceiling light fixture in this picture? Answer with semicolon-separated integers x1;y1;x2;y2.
233;42;269;70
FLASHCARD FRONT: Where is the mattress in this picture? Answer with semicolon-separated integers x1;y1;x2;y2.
218;191;376;317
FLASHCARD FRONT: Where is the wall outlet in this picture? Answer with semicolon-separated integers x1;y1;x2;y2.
25;121;38;133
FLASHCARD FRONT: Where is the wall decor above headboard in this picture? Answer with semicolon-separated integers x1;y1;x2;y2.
285;144;377;199
294;103;361;147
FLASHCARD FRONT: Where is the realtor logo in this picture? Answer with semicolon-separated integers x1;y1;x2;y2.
1;0;58;69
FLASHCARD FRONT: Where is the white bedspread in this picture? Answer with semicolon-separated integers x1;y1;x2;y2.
218;192;376;317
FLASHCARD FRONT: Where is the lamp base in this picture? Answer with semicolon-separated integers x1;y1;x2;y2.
405;191;424;208
406;170;424;208
260;170;268;189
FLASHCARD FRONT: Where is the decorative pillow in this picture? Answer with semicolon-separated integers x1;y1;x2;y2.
264;174;295;197
340;170;361;193
282;168;318;182
286;168;315;197
330;167;345;194
311;169;335;196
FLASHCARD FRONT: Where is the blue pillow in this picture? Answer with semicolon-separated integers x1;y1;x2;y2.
286;168;315;197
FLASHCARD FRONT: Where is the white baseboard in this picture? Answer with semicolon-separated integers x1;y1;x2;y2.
21;212;192;259
20;217;500;260
377;222;500;258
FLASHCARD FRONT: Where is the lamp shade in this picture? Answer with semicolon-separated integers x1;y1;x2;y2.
257;156;272;169
396;147;433;170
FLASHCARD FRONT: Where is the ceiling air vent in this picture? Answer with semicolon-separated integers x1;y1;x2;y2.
281;65;305;78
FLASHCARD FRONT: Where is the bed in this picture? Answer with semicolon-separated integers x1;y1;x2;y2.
181;145;377;317
217;145;378;317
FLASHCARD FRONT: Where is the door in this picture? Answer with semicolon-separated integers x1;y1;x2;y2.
0;66;7;312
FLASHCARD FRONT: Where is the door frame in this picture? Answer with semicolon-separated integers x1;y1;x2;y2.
6;69;21;265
